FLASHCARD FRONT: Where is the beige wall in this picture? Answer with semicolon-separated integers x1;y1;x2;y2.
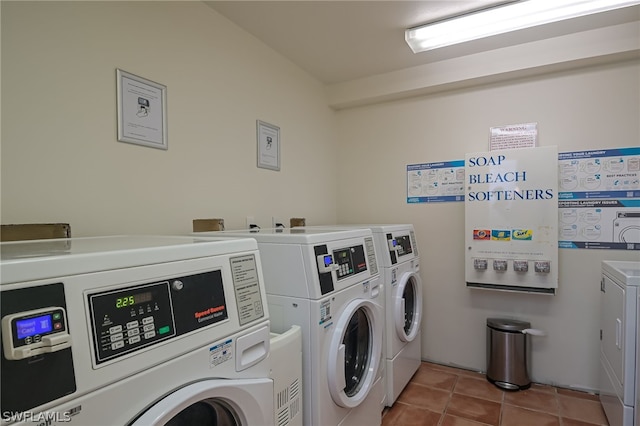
1;1;338;235
335;60;640;391
2;1;639;393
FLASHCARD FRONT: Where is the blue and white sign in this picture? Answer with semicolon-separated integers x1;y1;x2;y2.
558;147;639;250
408;146;639;251
407;160;465;203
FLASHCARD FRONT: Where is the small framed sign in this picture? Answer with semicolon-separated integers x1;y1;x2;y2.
256;120;280;171
116;69;168;150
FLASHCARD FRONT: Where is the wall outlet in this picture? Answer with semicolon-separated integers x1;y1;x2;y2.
246;216;255;229
272;216;285;229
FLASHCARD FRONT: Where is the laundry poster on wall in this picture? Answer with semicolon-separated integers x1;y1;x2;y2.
558;147;640;250
406;160;465;203
407;146;639;251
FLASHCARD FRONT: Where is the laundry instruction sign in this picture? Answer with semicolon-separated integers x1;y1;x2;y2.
465;146;558;292
406;160;465;203
558;147;640;250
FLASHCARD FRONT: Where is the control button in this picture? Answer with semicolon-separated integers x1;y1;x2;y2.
53;312;62;321
126;321;139;330
111;340;125;350
33;335;42;343
128;335;141;344
143;324;154;333
172;280;184;291
144;331;156;339
54;322;63;330
493;260;508;271
127;328;140;337
535;261;551;273
25;337;32;345
109;325;123;334
110;333;124;342
513;260;529;272
142;317;154;325
473;259;488;270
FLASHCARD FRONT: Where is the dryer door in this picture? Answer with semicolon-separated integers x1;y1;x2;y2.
327;299;382;408
395;271;423;343
130;378;272;426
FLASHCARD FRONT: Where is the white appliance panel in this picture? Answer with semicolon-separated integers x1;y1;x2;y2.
600;260;640;426
1;236;275;426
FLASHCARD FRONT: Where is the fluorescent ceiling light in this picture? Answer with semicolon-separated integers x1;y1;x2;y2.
405;0;640;53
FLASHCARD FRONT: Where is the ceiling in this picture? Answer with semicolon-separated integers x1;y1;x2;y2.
204;1;640;85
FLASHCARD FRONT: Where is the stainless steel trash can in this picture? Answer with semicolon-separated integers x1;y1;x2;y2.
486;318;531;391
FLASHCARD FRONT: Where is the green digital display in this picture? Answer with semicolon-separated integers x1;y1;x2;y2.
115;292;152;309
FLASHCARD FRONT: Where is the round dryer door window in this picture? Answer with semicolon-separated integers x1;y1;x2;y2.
130;378;273;426
327;299;382;408
395;272;423;343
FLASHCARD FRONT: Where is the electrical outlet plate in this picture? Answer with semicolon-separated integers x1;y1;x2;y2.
246;216;255;229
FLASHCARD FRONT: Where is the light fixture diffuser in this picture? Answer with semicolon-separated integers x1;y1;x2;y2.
405;0;640;53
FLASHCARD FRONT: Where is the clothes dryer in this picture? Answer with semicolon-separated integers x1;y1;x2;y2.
600;260;640;426
304;225;423;406
199;228;384;426
0;235;297;426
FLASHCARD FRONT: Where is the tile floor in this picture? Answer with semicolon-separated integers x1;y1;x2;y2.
382;361;610;426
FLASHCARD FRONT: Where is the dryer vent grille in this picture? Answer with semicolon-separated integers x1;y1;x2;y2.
277;386;289;410
276;378;301;426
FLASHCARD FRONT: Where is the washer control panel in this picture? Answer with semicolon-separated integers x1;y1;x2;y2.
87;270;229;366
395;234;413;257
89;281;176;364
2;307;71;360
333;244;368;280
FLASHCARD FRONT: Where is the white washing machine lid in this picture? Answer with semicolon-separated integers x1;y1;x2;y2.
200;227;372;244
131;378;273;426
603;261;640;286
1;235;258;284
327;298;382;408
302;224;414;233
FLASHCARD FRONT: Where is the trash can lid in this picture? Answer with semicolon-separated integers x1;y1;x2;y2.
487;318;531;331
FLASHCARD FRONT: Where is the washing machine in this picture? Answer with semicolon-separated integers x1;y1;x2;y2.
197;228;384;426
304;225;423;406
371;225;422;406
0;235;300;426
600;260;640;426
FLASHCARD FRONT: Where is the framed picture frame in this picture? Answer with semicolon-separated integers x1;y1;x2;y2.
256;120;280;171
116;69;168;150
